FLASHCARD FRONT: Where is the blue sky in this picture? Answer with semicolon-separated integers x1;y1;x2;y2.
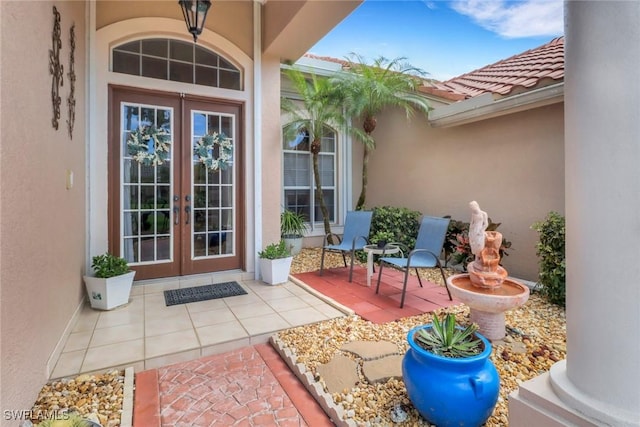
309;0;564;81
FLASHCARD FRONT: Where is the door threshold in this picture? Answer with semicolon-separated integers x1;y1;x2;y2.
133;270;254;291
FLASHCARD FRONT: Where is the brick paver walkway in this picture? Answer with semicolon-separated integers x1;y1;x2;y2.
134;344;333;427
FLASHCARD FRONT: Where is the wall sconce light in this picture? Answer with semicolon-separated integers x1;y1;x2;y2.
179;0;212;43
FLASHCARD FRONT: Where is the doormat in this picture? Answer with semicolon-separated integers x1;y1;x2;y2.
164;281;247;306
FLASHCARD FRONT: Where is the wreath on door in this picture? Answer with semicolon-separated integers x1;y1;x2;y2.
194;132;233;171
127;125;171;166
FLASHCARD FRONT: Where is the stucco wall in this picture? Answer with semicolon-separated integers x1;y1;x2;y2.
1;0;86;417
365;103;565;280
96;0;254;59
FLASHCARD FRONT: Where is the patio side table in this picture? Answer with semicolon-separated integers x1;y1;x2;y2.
363;244;401;287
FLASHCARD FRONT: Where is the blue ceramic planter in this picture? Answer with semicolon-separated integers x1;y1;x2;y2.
403;325;500;427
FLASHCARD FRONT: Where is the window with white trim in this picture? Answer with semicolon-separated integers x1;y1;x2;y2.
111;38;242;90
283;127;337;224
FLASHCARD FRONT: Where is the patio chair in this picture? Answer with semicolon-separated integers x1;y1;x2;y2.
376;215;452;308
319;210;373;282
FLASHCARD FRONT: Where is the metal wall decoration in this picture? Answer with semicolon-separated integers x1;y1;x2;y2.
49;6;64;130
67;24;76;139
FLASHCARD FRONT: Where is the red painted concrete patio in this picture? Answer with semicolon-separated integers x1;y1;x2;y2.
296;265;457;323
133;266;459;426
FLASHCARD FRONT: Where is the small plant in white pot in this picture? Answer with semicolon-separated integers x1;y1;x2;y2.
281;209;307;256
83;253;136;310
258;241;293;285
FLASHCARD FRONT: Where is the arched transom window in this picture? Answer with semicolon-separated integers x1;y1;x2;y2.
111;38;242;90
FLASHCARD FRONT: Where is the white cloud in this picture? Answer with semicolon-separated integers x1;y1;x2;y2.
421;1;438;10
450;0;564;38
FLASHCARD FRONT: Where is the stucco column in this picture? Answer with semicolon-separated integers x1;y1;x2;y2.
510;2;640;426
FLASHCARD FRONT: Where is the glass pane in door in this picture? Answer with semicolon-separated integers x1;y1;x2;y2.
191;110;235;259
121;103;174;264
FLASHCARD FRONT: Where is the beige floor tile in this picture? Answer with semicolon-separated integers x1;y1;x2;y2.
251;285;295;300
141;279;181;294
185;298;227;314
179;275;214;289
144;293;175;309
122;295;145;311
72;309;100;333
64;331;93;352
145;311;193;337
50;350;85;379
228;302;276;319
240;280;267;291
145;349;201;370
266;296;311;312
90;323;144;348
48;273;351;378
82;339;144;372
145;329;200;359
144;303;189;320
239;313;290;335
278;307;328;327
298;292;330;306
313;304;347;318
201;338;250;357
189;307;237;328
249;333;274;345
283;282;314;296
223;292;263;307
130;285;144;296
196;320;248;346
95;309;144;329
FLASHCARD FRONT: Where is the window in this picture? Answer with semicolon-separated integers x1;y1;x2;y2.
112;38;241;90
283;127;336;224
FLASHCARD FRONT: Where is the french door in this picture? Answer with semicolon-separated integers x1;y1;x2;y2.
109;87;244;280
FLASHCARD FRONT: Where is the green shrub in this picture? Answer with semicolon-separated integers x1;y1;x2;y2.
532;212;566;307
372;206;421;245
258;240;291;259
91;253;130;278
443;218;469;266
446;218;512;270
357;206;421;261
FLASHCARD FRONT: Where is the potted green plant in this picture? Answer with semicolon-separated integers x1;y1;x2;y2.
258;241;293;285
280;209;307;255
83;253;136;310
402;313;499;426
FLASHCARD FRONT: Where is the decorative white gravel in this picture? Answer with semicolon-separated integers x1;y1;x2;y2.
282;248;566;426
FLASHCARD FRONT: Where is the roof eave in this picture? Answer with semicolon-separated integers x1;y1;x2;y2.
428;82;564;128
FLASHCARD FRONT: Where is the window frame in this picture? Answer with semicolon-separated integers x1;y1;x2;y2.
282;126;338;230
111;38;242;90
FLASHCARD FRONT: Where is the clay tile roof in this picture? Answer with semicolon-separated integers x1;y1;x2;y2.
302;53;350;68
302;37;564;102
436;37;565;99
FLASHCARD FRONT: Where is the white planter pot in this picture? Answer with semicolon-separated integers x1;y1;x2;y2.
283;236;303;256
259;257;293;285
83;271;136;310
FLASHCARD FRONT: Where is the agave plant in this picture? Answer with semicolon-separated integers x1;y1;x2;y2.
414;313;483;358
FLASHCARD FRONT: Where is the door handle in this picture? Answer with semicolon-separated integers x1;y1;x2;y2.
173;205;179;225
184;194;191;225
173;195;180;225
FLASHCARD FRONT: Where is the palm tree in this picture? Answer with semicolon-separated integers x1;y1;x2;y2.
281;68;371;239
334;54;432;210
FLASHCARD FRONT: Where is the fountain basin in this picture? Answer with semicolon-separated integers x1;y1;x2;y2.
447;274;530;340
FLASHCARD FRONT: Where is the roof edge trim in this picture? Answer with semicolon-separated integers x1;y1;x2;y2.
429;83;564;128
